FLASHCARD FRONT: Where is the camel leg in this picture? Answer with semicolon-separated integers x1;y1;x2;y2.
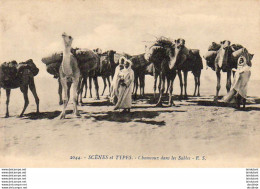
134;75;138;99
59;78;69;119
73;78;80;117
156;73;165;107
168;72;177;106
101;76;107;96
5;89;11;118
193;75;198;97
177;70;183;100
214;70;221;102
153;74;158;98
197;72;201;97
83;77;88;98
79;77;85;105
58;78;63;105
158;75;161;93
19;85;29;117
165;77;170;95
89;77;93;98
140;74;145;97
226;70;231;93
93;76;100;100
107;76;111;96
29;78;40;113
183;71;188;99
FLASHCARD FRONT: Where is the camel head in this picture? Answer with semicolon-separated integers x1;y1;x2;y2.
62;32;73;48
107;50;116;64
168;38;188;70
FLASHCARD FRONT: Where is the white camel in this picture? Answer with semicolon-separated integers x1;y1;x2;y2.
59;32;81;119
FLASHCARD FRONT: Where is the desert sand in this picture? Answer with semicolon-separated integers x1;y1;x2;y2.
0;75;260;167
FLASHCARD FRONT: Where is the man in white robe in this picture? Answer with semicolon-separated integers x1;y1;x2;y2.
223;56;251;105
110;57;126;104
114;59;134;112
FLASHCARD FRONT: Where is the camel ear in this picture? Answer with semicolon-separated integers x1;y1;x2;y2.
249;53;254;60
220;41;223;44
175;39;177;43
183;39;185;45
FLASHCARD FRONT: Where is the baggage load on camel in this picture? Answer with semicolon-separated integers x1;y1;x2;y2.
190;49;200;55
17;59;39;76
41;52;63;65
208;42;221;51
204;51;217;61
0;61;20;89
231;44;244;51
72;48;99;64
72;48;100;76
46;62;61;78
204;51;217;70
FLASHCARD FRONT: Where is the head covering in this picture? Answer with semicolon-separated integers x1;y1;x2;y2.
237;55;247;67
119;56;128;65
124;59;133;70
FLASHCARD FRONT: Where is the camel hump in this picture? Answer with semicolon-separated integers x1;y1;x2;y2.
190;49;200;55
208;42;221;51
18;59;39;76
42;52;63;65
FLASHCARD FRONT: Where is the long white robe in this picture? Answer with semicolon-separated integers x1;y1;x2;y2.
114;67;134;109
223;64;251;102
110;66;122;104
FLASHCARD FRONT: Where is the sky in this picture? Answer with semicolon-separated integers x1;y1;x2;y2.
0;0;260;79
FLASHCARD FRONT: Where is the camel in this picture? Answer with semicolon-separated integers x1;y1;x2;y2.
70;48;100;105
59;32;81;119
0;60;39;117
144;38;203;106
204;41;254;102
130;53;151;99
167;38;203;99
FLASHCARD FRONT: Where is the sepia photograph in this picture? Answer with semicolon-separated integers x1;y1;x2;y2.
0;0;259;168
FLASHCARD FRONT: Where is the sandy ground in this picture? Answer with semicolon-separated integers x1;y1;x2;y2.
0;75;260;167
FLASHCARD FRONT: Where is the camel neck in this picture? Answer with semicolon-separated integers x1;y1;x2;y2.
63;47;71;55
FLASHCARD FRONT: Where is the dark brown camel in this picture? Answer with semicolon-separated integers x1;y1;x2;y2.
144;38;203;106
130;53;151;99
144;39;177;106
71;48;100;105
0;60;40;117
78;50;117;100
167;38;203;99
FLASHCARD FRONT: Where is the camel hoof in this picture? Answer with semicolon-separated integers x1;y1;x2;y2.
74;113;81;118
94;97;100;100
59;101;63;105
213;96;218;103
184;95;188;100
59;114;65;120
178;96;183;101
168;102;175;107
83;96;86;98
18;114;24;118
4;114;9;118
155;102;163;107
